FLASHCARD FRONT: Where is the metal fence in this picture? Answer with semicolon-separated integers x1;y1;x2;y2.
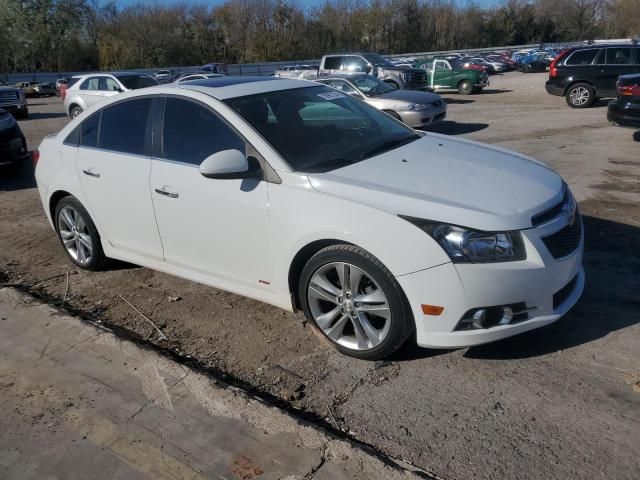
1;39;631;84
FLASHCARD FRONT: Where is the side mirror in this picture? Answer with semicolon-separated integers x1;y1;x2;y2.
199;149;262;180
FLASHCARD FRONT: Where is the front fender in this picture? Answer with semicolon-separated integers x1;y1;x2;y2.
267;173;451;296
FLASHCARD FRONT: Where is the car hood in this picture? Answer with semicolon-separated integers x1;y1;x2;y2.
307;134;563;231
375;89;442;104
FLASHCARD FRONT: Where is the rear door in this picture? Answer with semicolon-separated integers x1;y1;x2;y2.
75;97;164;261
595;47;637;97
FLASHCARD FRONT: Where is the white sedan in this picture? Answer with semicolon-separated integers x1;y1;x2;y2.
34;76;584;359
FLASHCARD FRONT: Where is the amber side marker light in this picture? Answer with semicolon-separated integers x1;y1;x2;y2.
422;304;444;316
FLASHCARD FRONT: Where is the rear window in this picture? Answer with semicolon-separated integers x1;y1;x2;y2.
115;75;159;90
605;47;633;65
566;49;599;66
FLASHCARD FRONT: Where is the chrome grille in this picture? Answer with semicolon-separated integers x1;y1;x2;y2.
0;91;19;102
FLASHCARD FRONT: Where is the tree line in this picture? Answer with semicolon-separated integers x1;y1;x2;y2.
0;0;638;74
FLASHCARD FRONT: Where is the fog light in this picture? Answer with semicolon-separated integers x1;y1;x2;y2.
456;304;523;331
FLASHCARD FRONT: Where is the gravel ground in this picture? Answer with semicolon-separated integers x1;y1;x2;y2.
1;72;639;480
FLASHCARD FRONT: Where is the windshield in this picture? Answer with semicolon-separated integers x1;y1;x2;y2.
350;76;395;96
225;86;419;173
115;74;159;90
362;53;394;67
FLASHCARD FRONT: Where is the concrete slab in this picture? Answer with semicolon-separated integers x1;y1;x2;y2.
0;287;426;480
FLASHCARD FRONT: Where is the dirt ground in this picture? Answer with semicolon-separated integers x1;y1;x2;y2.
1;72;639;480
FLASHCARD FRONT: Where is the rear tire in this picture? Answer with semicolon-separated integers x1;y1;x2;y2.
298;244;414;360
565;83;595;108
70;106;83;118
16;108;29;120
54;196;107;271
458;80;473;95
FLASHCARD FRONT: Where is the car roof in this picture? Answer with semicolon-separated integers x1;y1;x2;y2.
176;76;314;99
571;43;639;50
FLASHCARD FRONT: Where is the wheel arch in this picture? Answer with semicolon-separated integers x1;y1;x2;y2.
564;80;596;95
49;190;73;228
288;239;353;310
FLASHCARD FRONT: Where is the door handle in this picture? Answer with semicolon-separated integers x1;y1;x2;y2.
82;169;100;178
154;187;179;199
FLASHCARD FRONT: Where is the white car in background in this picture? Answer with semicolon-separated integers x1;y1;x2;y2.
35;77;584;360
174;73;225;83
63;72;159;118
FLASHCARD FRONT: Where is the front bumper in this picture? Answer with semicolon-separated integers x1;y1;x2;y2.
607;100;640;128
396;216;584;349
0;101;28;114
400;105;447;128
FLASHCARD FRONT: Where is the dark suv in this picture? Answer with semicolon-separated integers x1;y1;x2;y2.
545;44;640;108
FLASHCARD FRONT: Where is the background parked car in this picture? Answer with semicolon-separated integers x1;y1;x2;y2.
56;79;68;95
0;79;29;119
155;70;173;83
174;73;226;83
607;73;640;128
15;81;38;97
417;59;489;94
546;43;640;108
273;65;320;80
316;74;446;128
32;82;56;97
64;72;159;117
0;109;29;175
318;53;429;90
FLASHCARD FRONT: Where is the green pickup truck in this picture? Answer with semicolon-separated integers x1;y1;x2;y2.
416;59;489;95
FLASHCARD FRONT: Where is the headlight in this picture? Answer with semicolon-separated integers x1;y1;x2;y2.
406;103;429;111
400;216;526;263
18;90;25;99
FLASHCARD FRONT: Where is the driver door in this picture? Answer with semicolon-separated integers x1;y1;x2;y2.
432;60;453;89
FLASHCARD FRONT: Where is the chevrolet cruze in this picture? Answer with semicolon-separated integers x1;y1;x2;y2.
34;77;584;360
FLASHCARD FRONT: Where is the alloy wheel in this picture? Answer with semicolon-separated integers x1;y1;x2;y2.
57;206;93;265
569;87;590;106
307;262;391;351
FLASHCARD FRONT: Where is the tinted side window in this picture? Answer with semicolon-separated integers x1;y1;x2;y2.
566;49;599;66
605;47;633;65
162;98;245;165
99;98;152;155
323;56;343;70
341;56;368;72
80;113;100;148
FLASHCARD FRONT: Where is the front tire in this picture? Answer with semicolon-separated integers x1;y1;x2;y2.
55;196;107;271
566;83;595;108
298;245;414;360
382;109;402;121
